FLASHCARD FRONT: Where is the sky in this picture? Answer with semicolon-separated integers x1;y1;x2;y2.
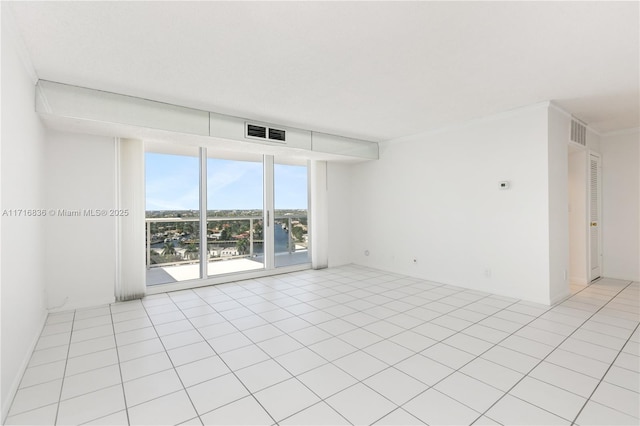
145;153;308;211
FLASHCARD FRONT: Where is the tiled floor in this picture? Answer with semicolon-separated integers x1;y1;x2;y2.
5;265;639;425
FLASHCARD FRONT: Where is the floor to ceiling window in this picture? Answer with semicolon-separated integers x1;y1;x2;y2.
145;143;310;288
206;154;265;277
145;147;201;286
274;159;310;267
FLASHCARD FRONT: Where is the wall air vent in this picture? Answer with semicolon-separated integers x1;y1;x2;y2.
245;122;286;143
268;128;286;141
247;124;267;139
571;119;587;146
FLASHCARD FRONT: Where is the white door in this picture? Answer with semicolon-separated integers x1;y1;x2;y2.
589;153;602;281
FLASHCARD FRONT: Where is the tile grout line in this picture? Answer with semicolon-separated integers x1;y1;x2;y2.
59;308;126;426
190;271;429;424
322;296;517;425
137;296;207;425
53;310;76;426
111;274;640;424
471;279;636;425
129;275;639;425
3;316;70;420
371;298;533;425
138;278;636;424
12;268;636;426
389;277;629;424
313;271;556;423
11;271;343;423
191;268;571;425
214;280;369;424
209;274;372;424
164;289;280;426
250;272;425;425
206;271;516;424
107;304;131;426
5;309;139;424
569;318;640;425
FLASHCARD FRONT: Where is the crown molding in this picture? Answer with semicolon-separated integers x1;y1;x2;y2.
385;101;553;145
600;127;640;138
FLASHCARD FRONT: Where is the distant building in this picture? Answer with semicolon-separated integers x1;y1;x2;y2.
220;247;239;257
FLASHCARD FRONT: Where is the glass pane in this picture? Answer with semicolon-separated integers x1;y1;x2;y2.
145;149;201;286
207;156;264;276
274;161;310;267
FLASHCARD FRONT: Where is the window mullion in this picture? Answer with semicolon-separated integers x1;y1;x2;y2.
263;155;275;270
199;147;208;279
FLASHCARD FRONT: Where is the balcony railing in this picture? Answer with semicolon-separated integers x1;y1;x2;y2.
145;215;307;271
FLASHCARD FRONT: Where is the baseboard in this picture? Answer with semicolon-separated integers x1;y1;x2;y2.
1;310;48;423
47;296;116;313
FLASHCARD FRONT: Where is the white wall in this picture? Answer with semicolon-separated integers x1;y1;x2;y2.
309;160;329;269
586;127;601;153
350;104;559;304
44;130;117;310
1;9;48;418
327;162;353;267
547;107;570;303
600;129;640;281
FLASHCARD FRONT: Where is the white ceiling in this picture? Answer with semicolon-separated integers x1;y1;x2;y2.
6;1;639;142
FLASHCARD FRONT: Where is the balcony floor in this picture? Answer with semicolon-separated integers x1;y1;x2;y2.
147;251;310;286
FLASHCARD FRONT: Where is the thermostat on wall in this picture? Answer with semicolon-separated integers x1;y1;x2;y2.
499;181;510;190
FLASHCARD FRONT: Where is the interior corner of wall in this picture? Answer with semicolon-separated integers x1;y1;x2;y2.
549;288;570;306
46;295;70;312
1;5;39;84
0;308;47;423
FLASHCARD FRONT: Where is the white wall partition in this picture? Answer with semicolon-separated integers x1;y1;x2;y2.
115;138;146;300
1;8;48;418
328;162;354;267
44;130;117;310
309;160;329;269
350;104;557;304
601;129;640;281
546;106;570;303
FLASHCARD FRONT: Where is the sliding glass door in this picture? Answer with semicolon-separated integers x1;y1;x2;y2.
145;144;310;288
206;154;265;277
274;160;310;267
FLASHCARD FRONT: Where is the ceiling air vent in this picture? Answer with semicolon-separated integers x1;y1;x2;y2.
268;128;286;142
571;119;586;146
245;122;287;143
247;124;267;139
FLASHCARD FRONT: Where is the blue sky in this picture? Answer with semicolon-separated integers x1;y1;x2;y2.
145;153;308;211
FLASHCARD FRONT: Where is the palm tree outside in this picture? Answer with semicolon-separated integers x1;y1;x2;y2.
184;243;199;260
162;241;176;256
236;238;248;255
